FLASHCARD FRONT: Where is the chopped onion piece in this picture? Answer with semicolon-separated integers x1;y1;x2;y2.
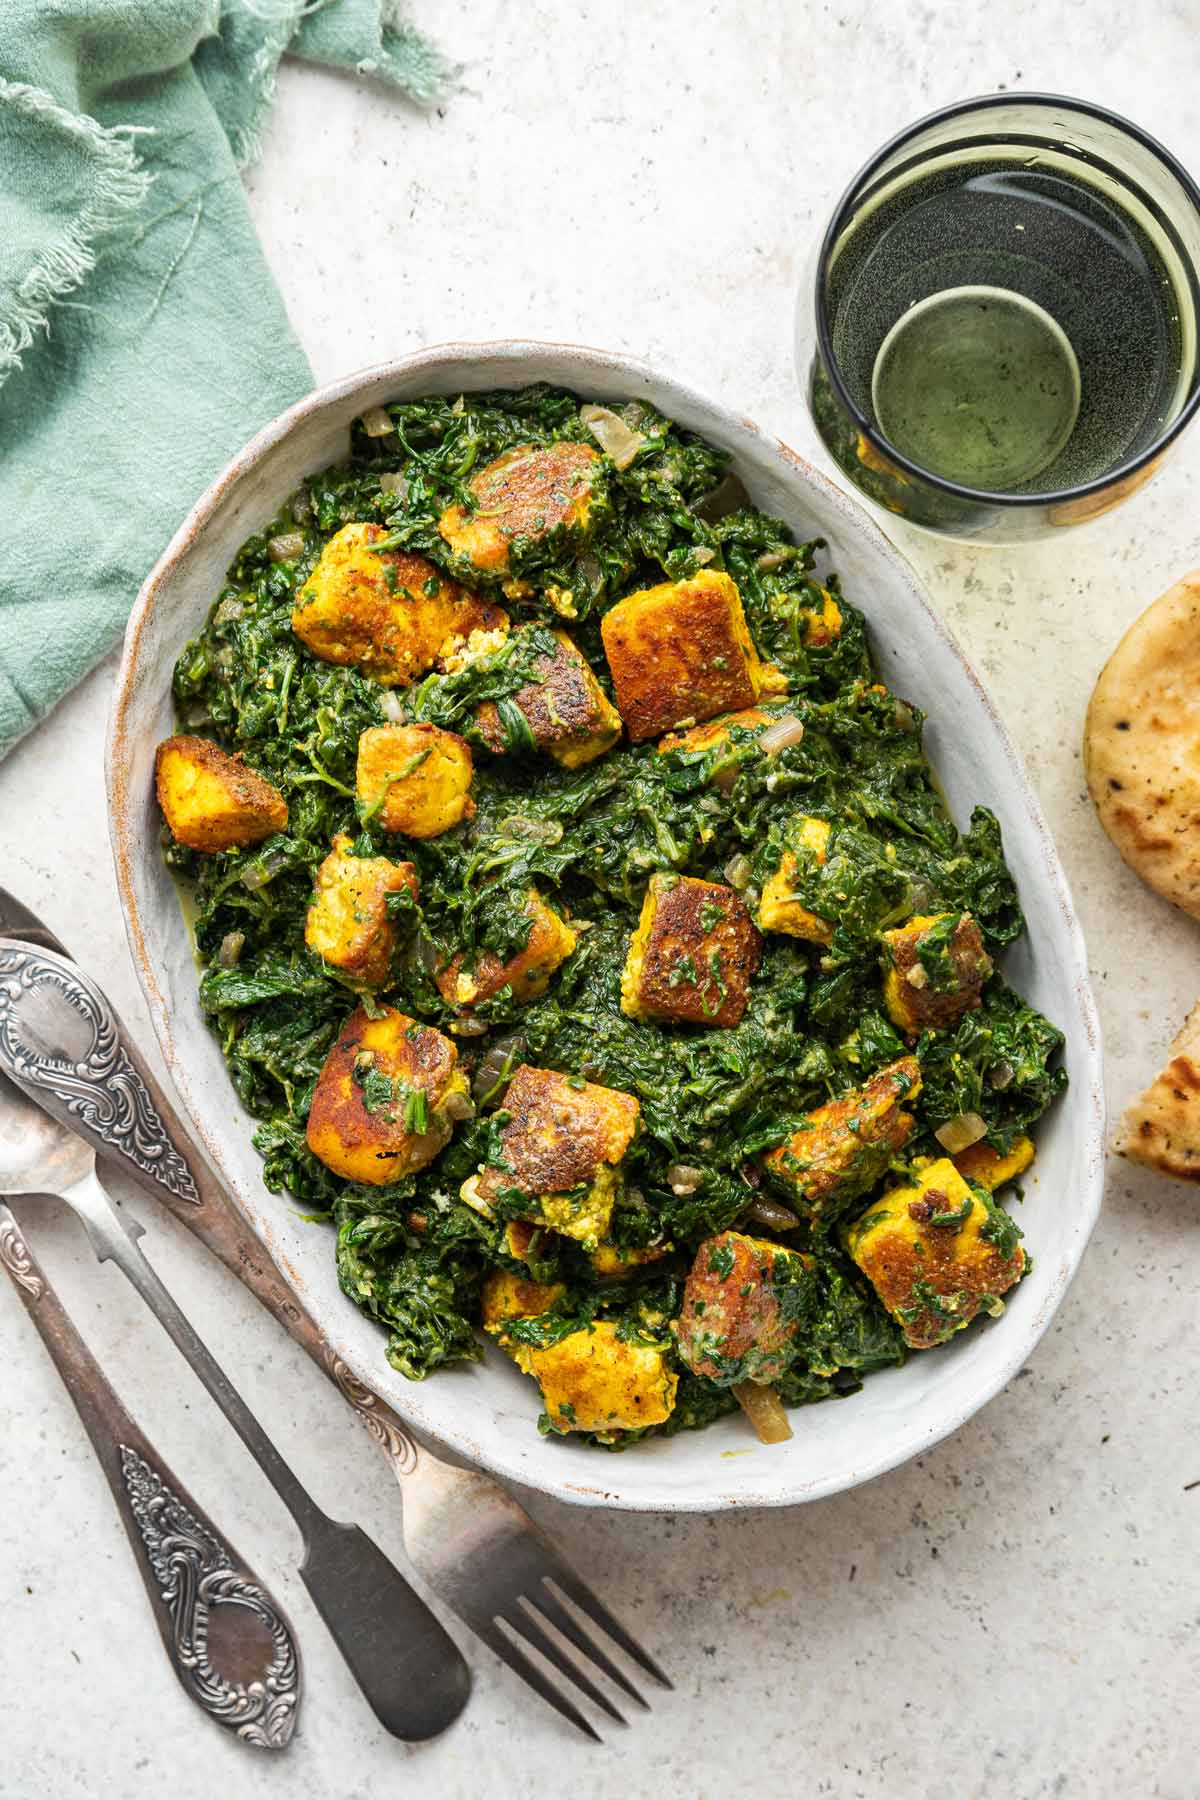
213;596;245;627
217;930;246;969
579;403;645;470
758;714;805;755
379;689;406;722
744;1197;800;1232
666;1163;703;1195
723;853;752;891
473;1033;527;1104
691;545;716;566
934;1111;988;1155
240;849;289;891
291;488;313;525
360;405;394;437
460;1180;495;1221
268;531;305;563
449;1018;488;1037
733;1382;793;1445
498;814;563;844
755;549;793;572
694;471;751;523
379;470;409;498
619;1184;649;1213
441;1089;475;1123
988;1060;1015;1091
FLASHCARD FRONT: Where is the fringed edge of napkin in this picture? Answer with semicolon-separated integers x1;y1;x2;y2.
222;0;454;170
0;79;152;387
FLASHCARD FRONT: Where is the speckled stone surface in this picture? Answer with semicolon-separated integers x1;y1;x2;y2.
1;4;1198;1794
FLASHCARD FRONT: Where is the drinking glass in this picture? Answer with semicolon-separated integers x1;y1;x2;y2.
801;94;1200;541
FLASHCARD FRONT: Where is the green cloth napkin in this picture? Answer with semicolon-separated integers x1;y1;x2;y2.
0;0;447;759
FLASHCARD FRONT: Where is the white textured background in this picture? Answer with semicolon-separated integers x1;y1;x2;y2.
2;3;1199;1795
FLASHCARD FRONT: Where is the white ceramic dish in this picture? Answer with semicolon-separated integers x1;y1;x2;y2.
107;341;1104;1511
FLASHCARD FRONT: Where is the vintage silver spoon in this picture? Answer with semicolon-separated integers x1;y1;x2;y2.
0;1063;468;1741
0;1150;299;1745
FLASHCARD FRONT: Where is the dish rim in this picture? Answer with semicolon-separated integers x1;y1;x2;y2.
106;338;1105;1511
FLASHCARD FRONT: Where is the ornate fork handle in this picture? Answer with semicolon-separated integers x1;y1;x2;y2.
0;1200;300;1748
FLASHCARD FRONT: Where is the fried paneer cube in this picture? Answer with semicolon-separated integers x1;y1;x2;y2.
438;442;601;576
846;1158;1025;1350
758;816;833;943
479;1268;566;1333
154;735;288;853
501;1218;671;1281
462;1064;640;1247
511;1322;678;1436
658;706;782;791
882;912;993;1036
435;888;576;1008
763;1056;923;1222
620;873;761;1029
291;523;506;686
476;628;621;768
306;1004;469;1184
600;570;766;741
356;722;474;838
801;585;843;647
673;1232;815;1385
954;1134;1035;1191
588;1240;673;1280
304;833;418;987
657;707;773;757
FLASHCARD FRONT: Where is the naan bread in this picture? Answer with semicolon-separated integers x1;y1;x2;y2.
1085;571;1200;918
1114;1000;1200;1181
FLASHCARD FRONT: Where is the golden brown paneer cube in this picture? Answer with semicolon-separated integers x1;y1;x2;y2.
291;523;506;686
511;1322;678;1436
306;1004;470;1185
588;1239;673;1280
600;569;767;741
438;442;601;577
758;816;833;943
462;1064;641;1246
846;1158;1025;1350
882;912;993;1037
953;1134;1035;1191
658;706;783;791
620;873;761;1029
304;833;418;987
801;585;843;647
476;628;621;768
762;1056;923;1222
154;735;288;853
434;888;576;1008
673;1232;815;1385
501;1218;671;1281
356;722;474;838
479;1267;566;1334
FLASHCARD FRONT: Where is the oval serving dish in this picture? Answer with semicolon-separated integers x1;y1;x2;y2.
107;341;1104;1511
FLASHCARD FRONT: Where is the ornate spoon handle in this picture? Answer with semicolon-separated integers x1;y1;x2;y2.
0;939;441;1486
0;1200;300;1749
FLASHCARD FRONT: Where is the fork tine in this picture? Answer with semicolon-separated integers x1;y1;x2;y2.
509;1603;627;1726
476;1617;603;1742
529;1585;649;1710
543;1571;674;1689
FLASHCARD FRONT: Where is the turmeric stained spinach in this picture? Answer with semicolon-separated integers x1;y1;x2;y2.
165;384;1065;1448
